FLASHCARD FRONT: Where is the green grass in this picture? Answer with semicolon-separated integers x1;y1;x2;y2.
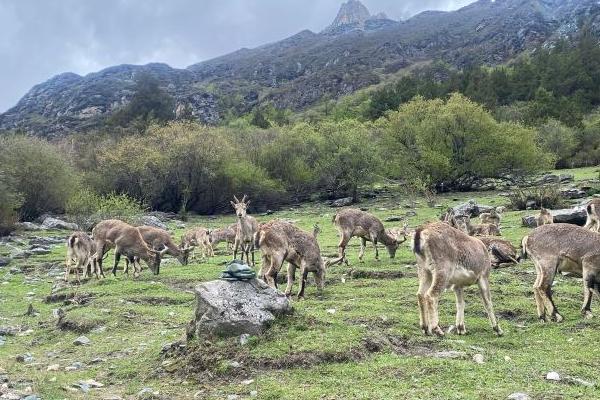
1;172;599;399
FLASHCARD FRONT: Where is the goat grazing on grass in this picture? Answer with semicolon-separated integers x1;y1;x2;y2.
584;199;600;232
412;222;503;337
255;220;325;298
91;219;166;277
453;215;501;237
522;223;600;321
65;232;97;282
332;208;400;263
231;195;259;265
209;223;237;254
478;236;519;267
479;209;501;226
535;207;554;226
181;227;213;260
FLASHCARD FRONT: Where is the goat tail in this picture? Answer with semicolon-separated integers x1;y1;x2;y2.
412;227;424;256
520;235;529;260
331;212;338;224
68;234;78;249
253;230;262;250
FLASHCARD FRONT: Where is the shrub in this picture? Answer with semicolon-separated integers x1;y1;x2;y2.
0;172;23;235
507;185;564;211
0;135;79;220
537;119;577;168
66;189;146;229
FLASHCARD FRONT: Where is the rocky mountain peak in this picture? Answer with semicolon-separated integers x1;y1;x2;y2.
323;0;391;34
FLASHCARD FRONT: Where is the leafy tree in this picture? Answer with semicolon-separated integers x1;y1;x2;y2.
110;72;175;129
537;119;578;167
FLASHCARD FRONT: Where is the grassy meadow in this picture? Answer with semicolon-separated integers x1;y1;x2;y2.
1;168;600;399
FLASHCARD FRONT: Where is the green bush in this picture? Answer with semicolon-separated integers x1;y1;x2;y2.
507;185;564;211
379;94;551;190
0;135;79;220
0;172;23;235
66;189;146;229
537;119;577;168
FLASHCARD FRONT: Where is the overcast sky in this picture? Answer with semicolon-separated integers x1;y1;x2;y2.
0;0;475;112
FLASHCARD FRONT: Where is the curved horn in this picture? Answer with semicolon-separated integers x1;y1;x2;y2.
241;194;248;203
233;195;240;203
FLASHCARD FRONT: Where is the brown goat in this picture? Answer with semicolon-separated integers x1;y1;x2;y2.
584;199;600;232
522;223;600;321
91;219;166;277
181;227;213;260
453;215;501;236
413;222;502;337
535;207;554;226
231;195;259;265
209;223;237;253
65;231;97;282
478;236;519;267
479;209;501;226
333;208;400;263
255;220;325;298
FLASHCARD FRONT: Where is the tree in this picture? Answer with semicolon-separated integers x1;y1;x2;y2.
110;72;175;129
537;119;578;167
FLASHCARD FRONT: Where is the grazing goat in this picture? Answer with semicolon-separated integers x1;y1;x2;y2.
453;215;501;236
181;227;213;260
584;198;600;232
535;207;554;227
209;223;237;253
255;220;325;298
412;222;502;336
479;209;500;226
332;208;400;263
91;219;166;277
231;195;259;265
522;223;600;321
128;226;192;273
65;232;97;282
478;236;519;267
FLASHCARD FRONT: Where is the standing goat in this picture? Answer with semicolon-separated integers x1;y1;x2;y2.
255;220;325;298
92;219;166;277
479;209;500;226
65;232;97;282
332;208;400;263
453;215;500;236
535;207;554;227
584;199;600;232
181;227;213;260
231;195;258;265
412;222;502;336
522;223;600;321
209;223;237;253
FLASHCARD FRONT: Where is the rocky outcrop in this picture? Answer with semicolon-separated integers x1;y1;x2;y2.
522;205;587;227
188;279;292;337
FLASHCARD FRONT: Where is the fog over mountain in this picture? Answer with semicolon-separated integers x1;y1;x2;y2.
0;0;475;112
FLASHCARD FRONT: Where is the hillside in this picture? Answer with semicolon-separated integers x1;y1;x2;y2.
1;0;599;136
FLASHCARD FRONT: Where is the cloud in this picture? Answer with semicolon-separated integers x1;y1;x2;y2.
0;0;475;112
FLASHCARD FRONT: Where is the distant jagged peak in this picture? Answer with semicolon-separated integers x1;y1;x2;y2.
323;0;392;34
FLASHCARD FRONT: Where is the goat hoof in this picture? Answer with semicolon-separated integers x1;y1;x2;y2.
583;311;593;320
456;325;467;335
551;313;564;323
432;326;445;337
494;326;504;336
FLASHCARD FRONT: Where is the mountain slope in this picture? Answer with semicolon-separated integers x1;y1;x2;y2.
2;0;599;136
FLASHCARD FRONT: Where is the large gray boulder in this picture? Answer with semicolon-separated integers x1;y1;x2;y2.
138;215;167;230
522;206;587;227
451;199;494;218
41;217;79;230
188;279;292;338
330;197;354;207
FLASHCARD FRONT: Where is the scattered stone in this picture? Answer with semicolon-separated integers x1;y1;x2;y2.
28;247;51;255
330;197;353;207
228;361;241;368
546;371;561;381
47;364;60;371
450;199;494;218
73;336;91;346
504;355;512;362
15;353;34;363
188;279;292;338
65;362;85;371
0;258;10;267
559;174;575;183
560;188;586;199
473;354;485;364
507;393;530;400
241;379;254;385
384;216;403;222
250;391;258;397
90;357;104;364
239;333;251;346
137;387;158;398
227;395;240;400
17;222;43;231
326;308;336;314
138;216;167;230
522;205;587;227
41;217;79;230
21;396;40;400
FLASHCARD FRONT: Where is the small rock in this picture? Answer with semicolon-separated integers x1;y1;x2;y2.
0;257;10;267
227;395;240;400
0;336;5;346
384;216;403;222
473;354;485;364
250;391;258;397
239;333;251;346
564;376;595;387
546;371;561;381
228;361;241;368
507;393;530;400
16;353;34;363
504;356;512;362
432;350;467;359
326;308;336;314
137;387;157;397
22;396;41;400
330;197;353;207
47;364;60;371
65;362;84;371
138;216;167;230
41;217;79;230
241;379;254;385
74;336;91;346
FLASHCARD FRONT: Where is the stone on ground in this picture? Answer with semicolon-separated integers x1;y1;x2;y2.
188;279;292;337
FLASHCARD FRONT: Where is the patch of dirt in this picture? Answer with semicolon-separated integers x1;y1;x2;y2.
56;311;101;333
347;269;404;279
497;309;527;321
44;292;93;305
125;296;190;306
